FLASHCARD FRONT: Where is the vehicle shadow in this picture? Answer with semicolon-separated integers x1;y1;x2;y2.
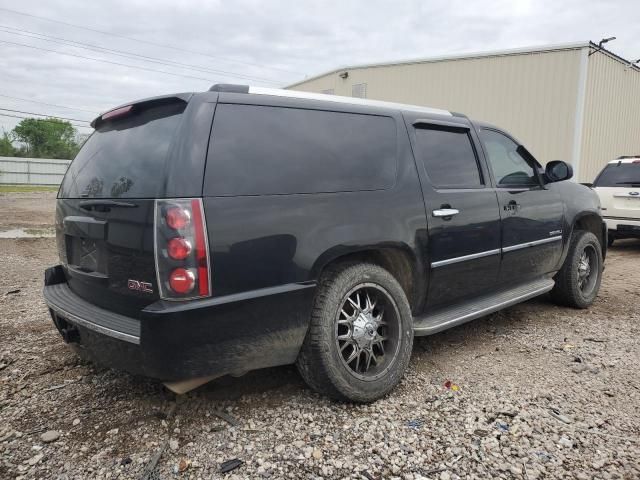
197;364;305;402
412;296;550;352
609;238;640;251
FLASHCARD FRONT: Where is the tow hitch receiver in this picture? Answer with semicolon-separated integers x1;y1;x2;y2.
51;312;80;344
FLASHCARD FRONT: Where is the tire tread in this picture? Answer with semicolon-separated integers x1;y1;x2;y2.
296;262;413;402
551;230;602;309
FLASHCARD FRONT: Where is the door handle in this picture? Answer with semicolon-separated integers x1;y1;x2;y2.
433;208;460;217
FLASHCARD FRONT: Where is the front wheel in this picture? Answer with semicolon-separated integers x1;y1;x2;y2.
551;230;603;308
296;262;413;402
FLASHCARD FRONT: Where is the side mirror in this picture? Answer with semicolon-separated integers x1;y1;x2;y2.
545;160;573;182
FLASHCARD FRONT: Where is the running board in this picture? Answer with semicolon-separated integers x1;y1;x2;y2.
413;277;555;336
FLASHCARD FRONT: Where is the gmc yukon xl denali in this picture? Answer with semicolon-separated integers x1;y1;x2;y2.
44;85;606;402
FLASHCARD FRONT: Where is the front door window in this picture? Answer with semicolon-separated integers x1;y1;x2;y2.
480;129;539;188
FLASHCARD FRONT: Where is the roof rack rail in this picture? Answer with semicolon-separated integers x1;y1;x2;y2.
209;84;249;93
206;83;451;117
617;155;640;159
255;86;452;116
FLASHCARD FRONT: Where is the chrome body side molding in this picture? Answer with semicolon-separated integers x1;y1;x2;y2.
431;236;563;268
431;248;500;268
502;235;563;253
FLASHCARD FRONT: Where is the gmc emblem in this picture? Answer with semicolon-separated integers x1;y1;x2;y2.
128;279;153;294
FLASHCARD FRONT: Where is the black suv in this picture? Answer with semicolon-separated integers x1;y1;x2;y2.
44;85;606;402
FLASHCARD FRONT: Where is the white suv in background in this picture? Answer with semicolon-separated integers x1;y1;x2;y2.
592;157;640;246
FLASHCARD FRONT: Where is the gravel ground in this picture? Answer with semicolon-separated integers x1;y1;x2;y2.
0;192;639;480
0;191;56;230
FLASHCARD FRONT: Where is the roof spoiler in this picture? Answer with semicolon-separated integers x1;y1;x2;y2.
92;93;193;128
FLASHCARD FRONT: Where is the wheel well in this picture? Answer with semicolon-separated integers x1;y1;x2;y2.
319;248;420;311
574;214;606;257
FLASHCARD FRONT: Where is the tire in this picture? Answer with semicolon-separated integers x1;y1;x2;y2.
551;230;603;308
607;233;615;247
296;262;413;402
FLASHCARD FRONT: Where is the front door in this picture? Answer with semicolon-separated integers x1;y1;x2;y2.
407;117;502;309
478;128;564;285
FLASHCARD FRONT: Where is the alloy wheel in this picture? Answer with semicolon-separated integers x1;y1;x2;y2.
577;245;598;296
335;283;401;381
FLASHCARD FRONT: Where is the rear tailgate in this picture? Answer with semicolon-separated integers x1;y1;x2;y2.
594;161;640;221
56;94;213;316
604;188;640;218
56;198;158;316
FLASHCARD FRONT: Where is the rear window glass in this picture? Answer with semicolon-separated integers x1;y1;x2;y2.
594;162;640;187
59;102;186;198
204;104;397;196
414;127;482;188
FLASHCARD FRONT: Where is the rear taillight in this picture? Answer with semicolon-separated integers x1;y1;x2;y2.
166;207;191;230
154;199;211;300
167;238;192;260
169;268;196;294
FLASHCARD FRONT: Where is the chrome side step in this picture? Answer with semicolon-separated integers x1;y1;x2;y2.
413;277;555;336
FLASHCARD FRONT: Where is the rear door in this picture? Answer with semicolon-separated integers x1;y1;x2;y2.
593;160;640;225
56;95;213;316
478;128;564;285
406;116;502;309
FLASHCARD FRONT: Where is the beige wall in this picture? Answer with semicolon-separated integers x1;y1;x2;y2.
580;52;640;182
290;49;584;168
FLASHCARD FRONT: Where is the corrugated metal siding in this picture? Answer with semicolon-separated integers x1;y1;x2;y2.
290;49;583;167
0;157;71;186
580;52;640;182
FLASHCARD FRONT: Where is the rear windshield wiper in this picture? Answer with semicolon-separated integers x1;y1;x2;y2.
79;200;138;211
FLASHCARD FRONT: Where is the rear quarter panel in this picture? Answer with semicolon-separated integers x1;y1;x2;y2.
202;105;428;301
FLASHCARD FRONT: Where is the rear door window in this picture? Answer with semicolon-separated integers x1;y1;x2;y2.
59;101;186;199
594;162;640;186
204;104;397;196
413;126;483;188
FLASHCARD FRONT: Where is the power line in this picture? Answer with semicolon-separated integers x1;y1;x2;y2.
1;39;284;86
0;94;99;114
0;6;300;76
0;39;219;84
0;25;283;84
0;112;93;129
0;107;90;123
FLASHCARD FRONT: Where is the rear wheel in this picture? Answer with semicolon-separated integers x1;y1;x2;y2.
551;230;603;308
296;262;413;402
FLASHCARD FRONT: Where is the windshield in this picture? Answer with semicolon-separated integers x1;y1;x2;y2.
593;162;640;187
59;101;186;199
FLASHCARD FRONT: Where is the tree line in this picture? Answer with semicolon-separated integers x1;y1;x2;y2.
0;118;89;159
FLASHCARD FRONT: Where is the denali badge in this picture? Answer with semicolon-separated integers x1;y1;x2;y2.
128;279;153;294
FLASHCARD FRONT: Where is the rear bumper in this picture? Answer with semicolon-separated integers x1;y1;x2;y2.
604;217;640;236
44;265;315;381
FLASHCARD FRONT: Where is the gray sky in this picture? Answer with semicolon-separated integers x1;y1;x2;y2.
0;0;638;134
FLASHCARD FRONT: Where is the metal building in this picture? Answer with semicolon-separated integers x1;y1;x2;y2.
287;42;640;182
